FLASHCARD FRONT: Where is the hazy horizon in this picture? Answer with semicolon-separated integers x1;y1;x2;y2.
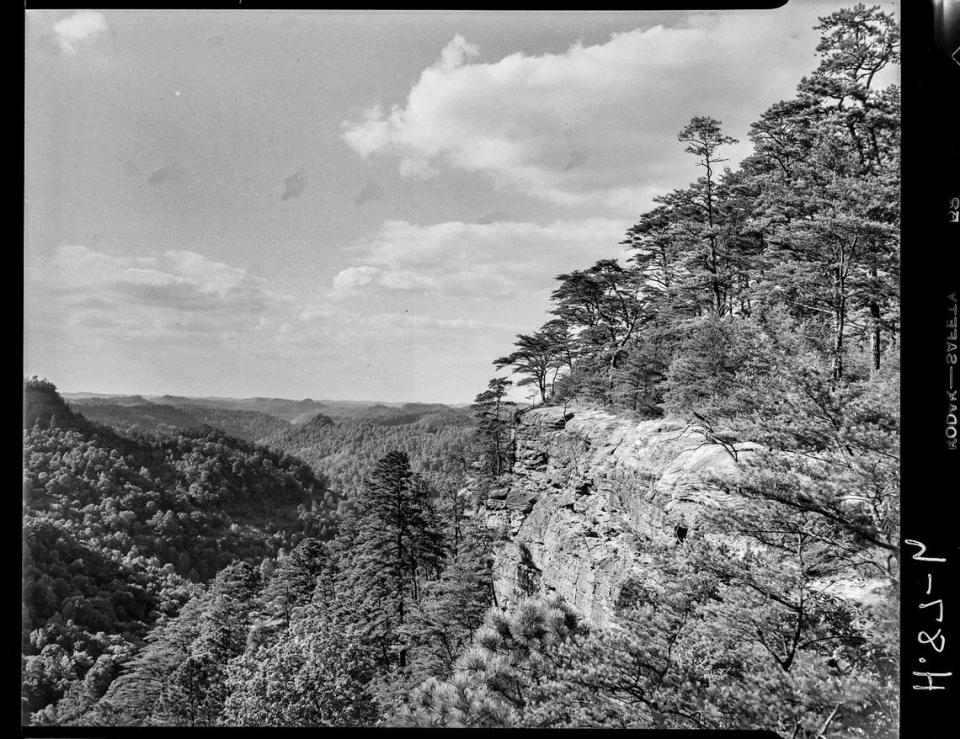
56;387;470;406
24;3;888;404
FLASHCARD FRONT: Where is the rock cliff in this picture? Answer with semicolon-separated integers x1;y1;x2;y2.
480;405;757;626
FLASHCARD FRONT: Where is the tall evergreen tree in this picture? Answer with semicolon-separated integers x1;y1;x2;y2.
403;517;495;688
332;451;444;674
470;378;514;477
152;562;261;725
494;327;566;405
251;537;328;647
550;259;647;371
675;117;740;317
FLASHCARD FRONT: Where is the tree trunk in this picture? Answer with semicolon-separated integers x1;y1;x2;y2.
832;246;848;382
870;299;882;373
833;305;845;382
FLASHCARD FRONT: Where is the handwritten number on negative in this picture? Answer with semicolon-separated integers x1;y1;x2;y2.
918;629;947;653
905;539;947;563
920;599;945;623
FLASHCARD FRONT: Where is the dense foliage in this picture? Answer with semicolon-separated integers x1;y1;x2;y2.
22;381;336;723
261;410;476;502
494;5;898;417
24;380;490;728
65;450;494;727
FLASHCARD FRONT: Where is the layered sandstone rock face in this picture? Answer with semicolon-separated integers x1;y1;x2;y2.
479;405;756;626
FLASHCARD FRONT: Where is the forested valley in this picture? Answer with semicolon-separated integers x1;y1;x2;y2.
23;6;899;735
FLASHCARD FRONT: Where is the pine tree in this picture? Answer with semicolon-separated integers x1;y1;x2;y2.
398;596;589;727
152;562;261;725
550;259;647;373
403;517;494;687
609;330;675;416
494;327;566;405
220;607;378;727
674;117;740;317
660;314;767;421
256;538;327;635
470;378;514;477
332;451;444;676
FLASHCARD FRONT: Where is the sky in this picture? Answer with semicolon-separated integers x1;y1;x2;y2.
23;2;898;403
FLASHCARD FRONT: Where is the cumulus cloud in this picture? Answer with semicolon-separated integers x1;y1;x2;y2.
53;11;108;55
342;106;393;158
47;246;289;340
330;217;628;300
27;239;574;400
333;265;380;291
341;7;837;213
438;34;480;70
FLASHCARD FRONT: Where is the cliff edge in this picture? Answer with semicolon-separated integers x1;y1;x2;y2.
480;405;758;626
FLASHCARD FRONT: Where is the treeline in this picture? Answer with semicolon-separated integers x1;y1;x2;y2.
491;4;899;419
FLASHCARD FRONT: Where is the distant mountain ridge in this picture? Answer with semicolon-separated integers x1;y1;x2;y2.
59;391;470;442
62;394;152;407
62;402;289;443
63;393;467;424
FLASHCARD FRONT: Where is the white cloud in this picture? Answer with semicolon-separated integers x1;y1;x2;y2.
365;313;517;333
46;245;289;339
341;6;849;214
34;244;522;362
398;157;440;180
341;106;393;158
53;11;108;54
330;217;628;300
438;34;480;70
332;265;379;291
26;230;615;400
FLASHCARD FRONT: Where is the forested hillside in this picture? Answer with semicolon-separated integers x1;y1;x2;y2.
22;379;339;724
142;395;334;424
22;380;482;727
51;449;494;727
67;396;462;444
23;5;900;735
261;409;476;499
65;398;292;442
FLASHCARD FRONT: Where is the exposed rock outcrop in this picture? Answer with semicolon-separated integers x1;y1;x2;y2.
480;405;757;626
